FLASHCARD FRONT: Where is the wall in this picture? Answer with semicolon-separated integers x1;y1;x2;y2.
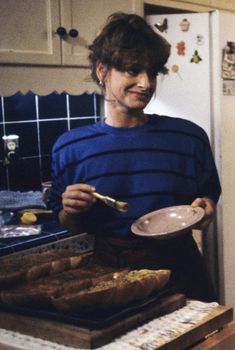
219;11;235;313
0;92;101;191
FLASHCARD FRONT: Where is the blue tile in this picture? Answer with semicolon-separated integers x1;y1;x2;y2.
95;94;101;115
41;155;52;182
0;220;69;257
8;157;41;190
38;92;67;119
70;117;99;129
0;163;8;189
7;233;58;253
0;92;102;201
0;244;15;257
4;92;36;122
0;124;5;161
69;93;98;117
39;120;68;155
0;97;3;122
5;122;38;158
42;220;67;233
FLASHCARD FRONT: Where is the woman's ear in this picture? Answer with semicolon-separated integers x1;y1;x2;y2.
96;62;107;84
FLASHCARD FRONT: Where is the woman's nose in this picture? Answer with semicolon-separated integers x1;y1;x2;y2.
137;72;152;88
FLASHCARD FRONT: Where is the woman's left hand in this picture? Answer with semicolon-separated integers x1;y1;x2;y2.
191;197;216;230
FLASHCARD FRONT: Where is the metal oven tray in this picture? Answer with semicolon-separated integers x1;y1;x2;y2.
0;286;179;329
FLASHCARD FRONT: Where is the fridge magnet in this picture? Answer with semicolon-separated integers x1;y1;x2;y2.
195;34;204;46
222;41;235;79
176;41;186;55
190;50;202;64
154;18;168;33
171;65;183;80
180;18;190;32
223;80;235;95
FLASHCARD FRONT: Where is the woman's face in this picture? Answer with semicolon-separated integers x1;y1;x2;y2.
104;67;157;113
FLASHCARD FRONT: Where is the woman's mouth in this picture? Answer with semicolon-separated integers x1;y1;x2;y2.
128;91;152;100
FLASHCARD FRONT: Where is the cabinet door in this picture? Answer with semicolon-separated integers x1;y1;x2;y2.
0;0;61;65
61;0;141;66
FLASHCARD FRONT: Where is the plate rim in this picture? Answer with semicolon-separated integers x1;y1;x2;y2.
131;205;205;239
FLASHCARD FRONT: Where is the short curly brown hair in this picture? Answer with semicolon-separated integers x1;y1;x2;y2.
88;12;171;85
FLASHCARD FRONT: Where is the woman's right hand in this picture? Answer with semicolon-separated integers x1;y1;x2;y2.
61;183;96;215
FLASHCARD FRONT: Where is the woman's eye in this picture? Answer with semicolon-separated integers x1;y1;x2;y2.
148;70;159;79
127;69;158;79
127;68;140;76
150;73;158;80
127;67;141;76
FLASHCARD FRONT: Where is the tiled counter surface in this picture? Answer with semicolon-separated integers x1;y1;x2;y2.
0;300;232;350
0;220;78;257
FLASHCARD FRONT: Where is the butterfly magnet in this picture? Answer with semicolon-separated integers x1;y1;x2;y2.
154;18;168;33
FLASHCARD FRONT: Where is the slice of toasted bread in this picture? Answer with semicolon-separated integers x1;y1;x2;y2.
52;269;171;312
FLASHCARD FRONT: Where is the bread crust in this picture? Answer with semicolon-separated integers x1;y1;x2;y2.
0;250;171;313
53;269;171;312
0;250;91;287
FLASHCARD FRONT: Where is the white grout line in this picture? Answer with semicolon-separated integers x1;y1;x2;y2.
66;94;71;130
0;116;98;124
1;97;10;189
1;97;6;135
94;93;97;119
35;95;43;185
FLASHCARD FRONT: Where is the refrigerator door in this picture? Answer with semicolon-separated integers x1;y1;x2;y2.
145;13;212;139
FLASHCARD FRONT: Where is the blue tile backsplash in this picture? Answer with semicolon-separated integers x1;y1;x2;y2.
0;92;101;191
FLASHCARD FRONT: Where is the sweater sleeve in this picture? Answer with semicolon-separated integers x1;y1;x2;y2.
196;132;221;204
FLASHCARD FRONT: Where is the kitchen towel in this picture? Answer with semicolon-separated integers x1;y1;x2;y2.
0;191;47;211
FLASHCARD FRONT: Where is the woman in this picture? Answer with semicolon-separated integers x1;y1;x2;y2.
50;12;221;301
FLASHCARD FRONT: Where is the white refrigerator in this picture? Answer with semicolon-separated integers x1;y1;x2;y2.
146;12;215;139
145;11;224;300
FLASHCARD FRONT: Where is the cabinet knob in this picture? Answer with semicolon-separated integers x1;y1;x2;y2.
56;26;67;37
69;29;79;38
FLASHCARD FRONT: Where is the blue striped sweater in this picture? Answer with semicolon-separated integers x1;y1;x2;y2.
50;114;221;238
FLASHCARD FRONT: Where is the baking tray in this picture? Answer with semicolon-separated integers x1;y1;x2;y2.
0;286;180;330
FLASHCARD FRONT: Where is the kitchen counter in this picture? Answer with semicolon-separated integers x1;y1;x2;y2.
0;218;74;257
0;299;233;350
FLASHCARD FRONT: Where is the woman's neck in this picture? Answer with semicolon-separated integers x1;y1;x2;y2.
104;109;149;128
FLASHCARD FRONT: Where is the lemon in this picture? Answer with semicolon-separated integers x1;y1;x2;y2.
20;212;37;225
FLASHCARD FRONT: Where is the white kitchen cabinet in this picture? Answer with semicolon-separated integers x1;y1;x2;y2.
0;0;142;67
61;0;143;66
0;0;61;65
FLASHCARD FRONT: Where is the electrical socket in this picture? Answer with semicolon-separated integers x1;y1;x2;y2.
2;135;19;165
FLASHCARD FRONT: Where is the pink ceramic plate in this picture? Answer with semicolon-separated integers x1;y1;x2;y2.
131;205;205;239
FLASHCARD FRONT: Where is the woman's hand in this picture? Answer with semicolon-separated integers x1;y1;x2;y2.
62;183;96;215
58;184;96;234
191;197;216;230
